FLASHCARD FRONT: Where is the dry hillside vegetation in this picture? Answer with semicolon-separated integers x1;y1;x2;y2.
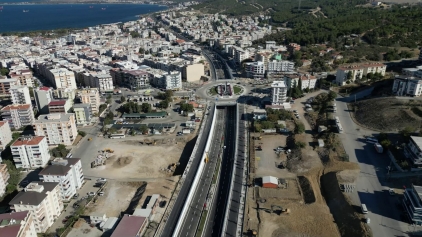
353;98;422;131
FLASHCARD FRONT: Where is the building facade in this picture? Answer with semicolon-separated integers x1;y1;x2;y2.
335;63;387;85
39;158;84;201
0;121;13;153
403;184;422;225
0;78;19;96
392;75;422;97
9;182;63;233
1;104;35;129
73;104;92;125
77;88;100;115
47;68;77;89
33;113;77;146
48;100;71;114
245;61;265;79
34;87;54;115
10;85;31;105
162;71;182;90
0;211;37;237
182;63;205;82
267;60;295;72
11;136;50;169
0;164;10;197
271;81;287;105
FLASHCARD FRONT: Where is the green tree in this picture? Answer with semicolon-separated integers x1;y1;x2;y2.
399;127;414;142
0;67;9;76
327;91;337;101
294;122;305;134
261;121;275;129
180;102;194;113
141;103;152;113
140;125;149;134
295;141;306;149
347;71;353;80
120;96;126;103
78;130;87;137
139;47;145;54
254;123;262;132
159;100;169;109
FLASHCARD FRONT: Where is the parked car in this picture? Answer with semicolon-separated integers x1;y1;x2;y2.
87;192;96;197
389;188;395;195
97;178;107;183
98;191;104;196
73;193;79;199
73;203;80;208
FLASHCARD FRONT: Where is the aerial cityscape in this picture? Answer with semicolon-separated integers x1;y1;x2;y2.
0;0;422;237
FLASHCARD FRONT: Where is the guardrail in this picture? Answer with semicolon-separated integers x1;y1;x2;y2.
172;104;218;237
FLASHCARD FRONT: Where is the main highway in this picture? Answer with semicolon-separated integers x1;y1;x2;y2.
160;102;216;235
177;107;226;237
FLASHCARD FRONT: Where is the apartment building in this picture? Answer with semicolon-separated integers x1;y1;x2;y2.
10;85;31;105
405;136;422;167
34;87;54;114
11;136;50;169
9;182;63;233
9;69;34;87
73;104;92;125
267;60;295;72
182;63;205;82
271;81;287;105
33;113;77;146
0;211;37;237
234;48;250;64
1;104;35;129
120;70;151;90
0;78;19;96
402;66;422;79
403;184;422;225
392;75;422;97
77;88;100;115
39;158;84;201
245;61;265;79
0;121;12;153
47;68;77;89
48;100;71;114
335;63;386;85
284;74;318;90
54;88;76;107
157;71;182;90
0;164;10;197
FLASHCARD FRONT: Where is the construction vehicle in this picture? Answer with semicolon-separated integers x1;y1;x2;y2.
104;148;114;153
252;136;262;140
255;145;262;151
88;138;92;141
204;152;209;163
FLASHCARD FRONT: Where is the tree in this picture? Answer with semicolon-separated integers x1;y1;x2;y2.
267;114;279;123
327;91;337;101
0;67;9;76
180;102;194;113
347;71;353;80
399;127;414;142
261;121;275;129
141;103;152;113
159;100;169;109
295;141;306;149
294;122;305;134
140;125;149;134
139;47;145;54
78;131;86;137
120;96;126;103
254;123;262;132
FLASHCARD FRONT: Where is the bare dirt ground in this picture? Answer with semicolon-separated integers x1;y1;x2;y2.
353;97;422;131
67;219;103;237
88;137;189;180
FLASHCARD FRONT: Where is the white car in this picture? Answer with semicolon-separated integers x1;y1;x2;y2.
97;178;107;183
87;192;96;196
388;188;395;195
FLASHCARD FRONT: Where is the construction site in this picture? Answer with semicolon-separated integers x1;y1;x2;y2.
244;121;366;237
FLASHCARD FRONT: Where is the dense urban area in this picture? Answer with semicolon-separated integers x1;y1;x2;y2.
0;0;422;237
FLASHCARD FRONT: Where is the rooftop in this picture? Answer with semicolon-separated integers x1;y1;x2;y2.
271;81;286;88
10;182;58;206
35;113;74;123
111;215;147;237
39;158;80;176
11;136;45;147
0;211;29;237
48;100;67;106
411;136;422;150
1;104;31;111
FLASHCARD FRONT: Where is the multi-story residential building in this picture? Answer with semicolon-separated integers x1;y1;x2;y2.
335;63;387;85
182;63;205;82
34;87;54;114
0;211;37;237
0;121;12;153
84;74;114;93
110;214;148;237
47;68;77;89
54;88;76;107
1;104;35;129
11;136;50;169
39;158;84;201
267;60;295;72
234;48;250;64
403;184;422;225
9;182;63;233
48;100;71;114
402;66;422;79
73;104;92;125
154;71;182;90
245;61;265;79
77;88;100;115
10;85;31;105
33;113;77;146
271;81;287;105
121;70;151;90
9;69;34;87
392;75;422;97
0;78;19;96
284;74;318;90
0;164;10;197
405;136;422;166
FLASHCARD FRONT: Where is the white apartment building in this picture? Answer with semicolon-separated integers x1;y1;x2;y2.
1;104;35;129
39;158;84;201
11;136;50;169
284;74;318;90
47;68;77;89
34;87;54;115
73;104;92;125
10;85;31;105
9;182;63;233
0;211;37;237
267;60;295;72
392;75;422;97
33;113;77;146
0;78;19;96
234;48;250;64
0;121;12;153
271;81;287;105
0;164;10;197
335;63;386;85
245;61;265;79
163;71;182;90
92;74;114;93
77;88;100;115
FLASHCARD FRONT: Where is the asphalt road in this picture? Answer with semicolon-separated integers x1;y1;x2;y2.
178;107;226;237
207;105;237;237
335;95;410;237
160;103;216;235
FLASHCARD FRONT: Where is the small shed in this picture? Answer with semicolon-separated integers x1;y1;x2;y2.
262;176;278;189
318;139;325;147
90;213;107;224
318;125;327;133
